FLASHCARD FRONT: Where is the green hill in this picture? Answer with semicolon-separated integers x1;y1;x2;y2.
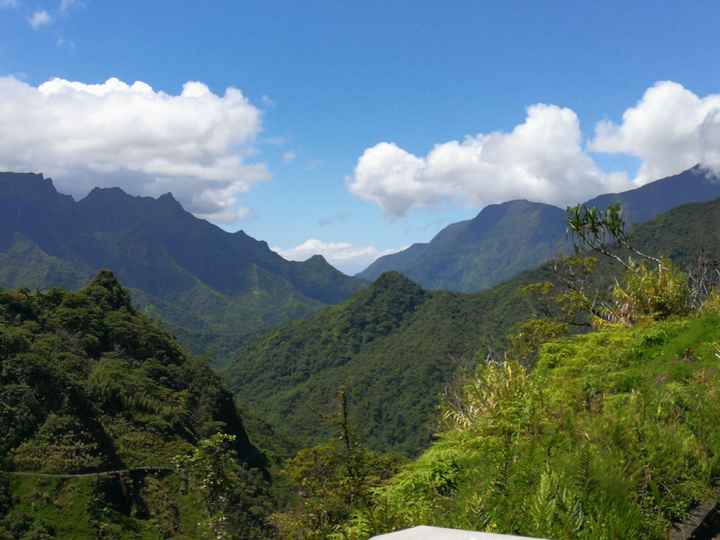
228;197;720;456
0;172;363;366
226;270;537;455
340;307;720;539
359;166;720;292
0;271;273;539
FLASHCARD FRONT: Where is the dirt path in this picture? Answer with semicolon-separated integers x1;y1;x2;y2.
0;466;174;479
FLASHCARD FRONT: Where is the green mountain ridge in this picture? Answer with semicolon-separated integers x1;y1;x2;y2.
359;166;720;292
0;172;363;365
229;196;720;456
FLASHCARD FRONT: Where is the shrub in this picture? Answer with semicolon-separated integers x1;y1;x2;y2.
607;260;690;324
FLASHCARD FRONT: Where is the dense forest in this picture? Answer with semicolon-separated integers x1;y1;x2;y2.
0;272;274;539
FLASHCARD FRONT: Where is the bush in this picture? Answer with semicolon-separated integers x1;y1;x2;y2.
607;260;690;324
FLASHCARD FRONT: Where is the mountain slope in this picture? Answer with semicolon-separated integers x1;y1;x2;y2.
360;200;569;292
0;172;363;364
229;196;720;456
228;271;534;454
359;166;720;292
0;271;272;538
343;310;720;539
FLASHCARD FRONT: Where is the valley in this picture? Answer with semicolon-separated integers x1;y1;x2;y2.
2;8;719;536
3;167;720;538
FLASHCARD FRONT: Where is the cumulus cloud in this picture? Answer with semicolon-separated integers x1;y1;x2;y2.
591;81;720;182
350;82;720;217
28;10;51;29
273;238;404;274
0;76;268;222
349;104;631;217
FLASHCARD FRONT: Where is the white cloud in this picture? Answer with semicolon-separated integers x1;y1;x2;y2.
60;0;78;11
349;104;631;217
273;238;405;274
0;76;268;222
349;82;720;217
28;10;51;29
56;36;75;48
282;150;296;163
591;81;720;182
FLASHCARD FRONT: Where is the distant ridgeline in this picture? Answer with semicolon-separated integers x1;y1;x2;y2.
229;197;720;456
0;172;363;366
358;165;720;292
0;271;274;538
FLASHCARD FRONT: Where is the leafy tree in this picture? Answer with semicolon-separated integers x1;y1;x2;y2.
518;204;691;344
174;433;274;540
567;203;663;271
273;389;403;539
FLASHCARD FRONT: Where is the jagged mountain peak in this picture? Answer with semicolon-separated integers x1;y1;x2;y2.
0;171;66;200
0;170;48;185
81;186;183;212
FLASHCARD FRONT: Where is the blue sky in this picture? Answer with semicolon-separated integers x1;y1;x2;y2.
1;1;720;272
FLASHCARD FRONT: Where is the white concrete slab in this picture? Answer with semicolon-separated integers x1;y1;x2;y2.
371;526;545;540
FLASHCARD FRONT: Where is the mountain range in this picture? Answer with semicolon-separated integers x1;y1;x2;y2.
2;166;718;367
358;166;720;292
0;172;362;364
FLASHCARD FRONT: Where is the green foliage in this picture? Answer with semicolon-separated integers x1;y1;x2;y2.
0;272;270;538
343;313;720;539
525;197;694;331
507;319;569;365
567;203;629;256
174;433;274;540
273;441;402;539
606;260;690;324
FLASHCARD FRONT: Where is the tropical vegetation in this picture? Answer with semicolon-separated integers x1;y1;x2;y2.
0;271;274;539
